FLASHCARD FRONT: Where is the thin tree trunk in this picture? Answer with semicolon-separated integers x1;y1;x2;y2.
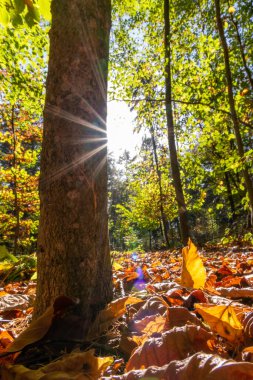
224;172;236;222
164;0;190;245
150;124;170;247
34;0;112;323
10;106;19;255
229;13;253;92
215;0;253;213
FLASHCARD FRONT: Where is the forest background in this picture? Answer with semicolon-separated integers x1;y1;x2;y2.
0;0;253;257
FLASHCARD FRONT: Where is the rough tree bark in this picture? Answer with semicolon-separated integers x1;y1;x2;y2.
215;0;253;217
164;0;190;245
34;0;112;323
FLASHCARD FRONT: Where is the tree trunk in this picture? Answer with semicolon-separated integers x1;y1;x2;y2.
150;124;170;247
229;13;253;92
215;0;253;214
164;0;190;245
224;172;236;222
11;106;20;255
34;0;112;323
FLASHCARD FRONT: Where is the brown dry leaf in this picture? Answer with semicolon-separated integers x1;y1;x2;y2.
0;331;14;350
132;296;167;321
107;352;253;380
131;314;164;334
218;275;243;288
126;325;212;371
181;239;206;289
87;296;143;339
132;315;167;346
195;303;243;342
6;305;54;353
242;346;253;362
216;287;253;299
166;307;203;329
243;311;253;339
1;350;113;380
5;296;77;353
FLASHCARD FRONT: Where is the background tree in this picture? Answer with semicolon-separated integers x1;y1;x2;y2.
0;25;48;254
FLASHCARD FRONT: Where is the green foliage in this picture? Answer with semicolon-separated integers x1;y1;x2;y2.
0;247;37;283
0;24;48;253
0;0;51;27
109;0;253;245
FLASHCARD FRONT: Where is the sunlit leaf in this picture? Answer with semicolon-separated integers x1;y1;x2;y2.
115;352;253;380
37;0;51;20
87;296;143;339
181;239;206;289
0;5;9;26
228;6;235;13
126;325;212;371
195;303;243;342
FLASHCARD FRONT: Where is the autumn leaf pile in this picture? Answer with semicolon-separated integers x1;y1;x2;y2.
1;240;253;379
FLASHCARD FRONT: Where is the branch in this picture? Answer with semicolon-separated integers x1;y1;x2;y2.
108;97;253;129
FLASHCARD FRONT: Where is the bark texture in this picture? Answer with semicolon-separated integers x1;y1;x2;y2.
164;0;190;245
34;0;112;322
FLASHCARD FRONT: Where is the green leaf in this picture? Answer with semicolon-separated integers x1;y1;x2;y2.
0;5;10;26
0;245;18;262
14;0;25;13
24;6;40;26
37;0;51;20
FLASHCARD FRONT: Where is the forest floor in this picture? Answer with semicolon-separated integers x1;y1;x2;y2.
1;241;253;379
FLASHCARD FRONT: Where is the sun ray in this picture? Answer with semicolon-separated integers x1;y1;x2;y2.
93;153;107;178
61;137;108;145
40;143;107;185
73;91;107;128
75;4;107;101
46;104;107;135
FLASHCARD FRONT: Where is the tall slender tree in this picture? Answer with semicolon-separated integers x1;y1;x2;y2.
164;0;190;244
214;0;253;219
34;0;113;324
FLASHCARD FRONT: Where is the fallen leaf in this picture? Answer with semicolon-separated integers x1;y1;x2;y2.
5;305;54;353
0;331;14;350
181;239;206;289
243;311;253;339
5;295;76;353
108;352;253;379
216;287;253;299
87;296;143;339
195;303;243;342
1;350;113;379
131;296;167;321
166;307;203;329
126;325;212;371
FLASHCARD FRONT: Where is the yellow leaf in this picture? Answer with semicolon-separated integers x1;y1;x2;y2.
112;262;123;270
87;296;143;339
181;239;206;289
228;6;235;13
195;303;243;342
241;88;249;96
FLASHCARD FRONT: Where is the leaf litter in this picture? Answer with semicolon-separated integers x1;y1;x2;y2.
1;239;253;379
